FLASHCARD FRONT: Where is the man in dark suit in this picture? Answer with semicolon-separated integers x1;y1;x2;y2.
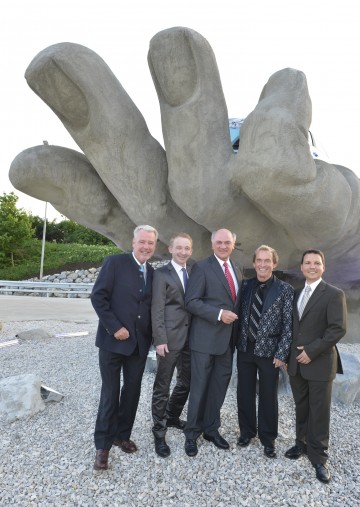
151;233;193;457
183;228;241;457
91;225;158;470
286;249;347;483
237;245;294;458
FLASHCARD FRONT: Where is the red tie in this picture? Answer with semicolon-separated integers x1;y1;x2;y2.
223;261;236;302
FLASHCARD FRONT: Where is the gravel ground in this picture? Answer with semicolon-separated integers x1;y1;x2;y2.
0;320;359;507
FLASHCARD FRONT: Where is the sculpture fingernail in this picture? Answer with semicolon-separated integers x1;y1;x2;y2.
25;46;90;129
149;27;197;107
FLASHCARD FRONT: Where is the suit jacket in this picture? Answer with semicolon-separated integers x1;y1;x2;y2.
185;255;242;355
237;276;294;362
91;253;154;357
287;280;347;381
151;262;191;350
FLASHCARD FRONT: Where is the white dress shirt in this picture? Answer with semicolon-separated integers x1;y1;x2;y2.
171;260;187;291
297;278;322;313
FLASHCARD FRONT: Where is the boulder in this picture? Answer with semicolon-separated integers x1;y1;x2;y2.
332;352;360;404
0;374;45;423
16;328;51;341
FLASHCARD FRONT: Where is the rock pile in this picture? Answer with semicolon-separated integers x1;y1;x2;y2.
29;267;101;284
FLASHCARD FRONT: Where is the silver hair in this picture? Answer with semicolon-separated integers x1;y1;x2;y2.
211;229;236;242
133;225;159;241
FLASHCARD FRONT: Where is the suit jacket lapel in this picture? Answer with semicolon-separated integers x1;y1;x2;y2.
168;262;185;296
244;278;255;316
300;281;326;320
293;288;302;323
296;281;326;320
230;260;242;285
209;255;233;300
262;278;280;314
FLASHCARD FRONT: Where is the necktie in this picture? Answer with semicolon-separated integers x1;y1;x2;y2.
298;285;311;319
223;261;236;303
139;264;146;286
181;267;188;290
248;283;266;342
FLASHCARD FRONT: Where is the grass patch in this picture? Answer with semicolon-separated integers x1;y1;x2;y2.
0;240;121;280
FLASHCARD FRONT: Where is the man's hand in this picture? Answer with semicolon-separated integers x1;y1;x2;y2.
296;346;312;364
221;310;238;324
273;358;285;368
156;344;169;357
114;327;130;341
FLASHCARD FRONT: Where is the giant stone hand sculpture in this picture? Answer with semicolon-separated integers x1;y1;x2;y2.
9;27;360;287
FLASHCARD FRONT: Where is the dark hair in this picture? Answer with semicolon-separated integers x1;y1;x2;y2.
301;249;325;264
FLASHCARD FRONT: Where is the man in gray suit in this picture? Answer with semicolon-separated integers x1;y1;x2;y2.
183;229;241;457
237;245;294;458
151;233;193;457
286;249;347;483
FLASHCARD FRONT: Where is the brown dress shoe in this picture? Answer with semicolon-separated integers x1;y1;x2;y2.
94;449;109;470
113;438;138;453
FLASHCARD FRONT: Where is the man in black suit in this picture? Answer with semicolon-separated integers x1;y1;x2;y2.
151;233;193;457
285;249;347;483
236;245;294;458
183;228;241;457
91;225;158;470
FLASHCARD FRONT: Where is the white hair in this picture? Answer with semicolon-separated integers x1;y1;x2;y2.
133;225;159;241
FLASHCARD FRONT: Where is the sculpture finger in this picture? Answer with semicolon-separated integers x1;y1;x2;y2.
148;27;291;255
233;68;360;253
24;43;210;254
9;144;168;255
148;27;232;224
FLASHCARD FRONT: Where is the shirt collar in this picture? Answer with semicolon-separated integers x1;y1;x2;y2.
256;275;274;289
214;253;230;267
304;278;322;292
132;251;145;269
171;259;186;273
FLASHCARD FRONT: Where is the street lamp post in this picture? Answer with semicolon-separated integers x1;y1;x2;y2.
39;201;47;280
39;140;49;280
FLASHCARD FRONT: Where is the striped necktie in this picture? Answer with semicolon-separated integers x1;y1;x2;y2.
248;283;266;342
298;285;311;319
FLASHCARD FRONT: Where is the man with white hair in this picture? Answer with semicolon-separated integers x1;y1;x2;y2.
91;225;158;470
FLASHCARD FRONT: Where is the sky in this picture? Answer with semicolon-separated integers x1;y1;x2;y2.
2;0;360;221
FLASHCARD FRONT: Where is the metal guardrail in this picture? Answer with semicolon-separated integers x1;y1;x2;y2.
0;280;94;298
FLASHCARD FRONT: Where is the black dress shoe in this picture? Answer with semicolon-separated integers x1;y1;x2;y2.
285;445;306;460
203;432;230;450
154;436;170;458
166;418;186;430
264;446;277;458
185;439;198;457
237;435;252;447
314;463;330;483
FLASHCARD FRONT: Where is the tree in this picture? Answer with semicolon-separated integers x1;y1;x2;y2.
55;219;112;245
0;192;33;266
30;214;64;243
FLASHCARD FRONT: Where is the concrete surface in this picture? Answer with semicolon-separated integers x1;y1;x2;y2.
0;296;97;322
